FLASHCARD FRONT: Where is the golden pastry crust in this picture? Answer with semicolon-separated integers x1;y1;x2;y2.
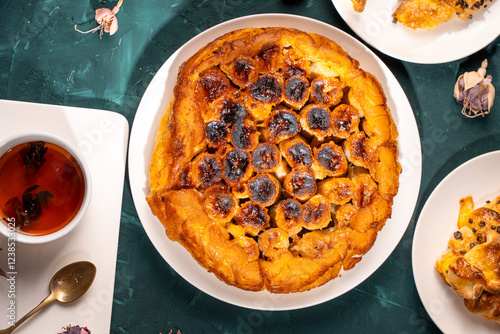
350;0;367;12
147;27;400;293
348;0;492;29
465;292;500;325
436;194;500;324
392;0;493;29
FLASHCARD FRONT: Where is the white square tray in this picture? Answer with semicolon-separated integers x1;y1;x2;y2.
0;100;128;332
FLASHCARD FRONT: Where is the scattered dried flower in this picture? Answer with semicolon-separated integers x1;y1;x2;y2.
6;185;54;227
23;141;48;177
58;324;91;334
454;59;495;118
74;0;123;38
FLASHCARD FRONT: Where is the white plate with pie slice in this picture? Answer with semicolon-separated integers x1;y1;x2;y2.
413;150;500;333
331;0;500;64
128;13;421;310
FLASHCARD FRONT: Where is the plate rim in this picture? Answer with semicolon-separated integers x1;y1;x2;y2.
128;13;422;311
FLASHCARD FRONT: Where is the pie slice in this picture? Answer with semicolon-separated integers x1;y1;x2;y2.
436;194;500;323
347;0;492;29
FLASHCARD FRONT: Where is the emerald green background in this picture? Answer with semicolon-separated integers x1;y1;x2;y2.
1;0;499;332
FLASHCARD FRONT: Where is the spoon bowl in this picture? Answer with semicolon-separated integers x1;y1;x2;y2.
0;261;96;334
49;261;96;303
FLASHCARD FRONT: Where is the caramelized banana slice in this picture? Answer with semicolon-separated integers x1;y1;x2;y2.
310;76;344;108
222;148;253;186
272;158;291;182
282;53;311;79
231;182;249;199
247;73;284;121
255;43;282;73
251;143;281;173
314;142;348;177
317;177;354;205
203;184;238;224
336;203;357;229
231;119;259;152
226;223;260;262
220;57;258;88
299;104;333;141
197;67;230;103
279;136;313;169
258;228;290;259
331;104;360;139
283;76;310;110
310;159;329;180
343;131;374;169
251;75;283;103
291;229;337;260
262;108;300;143
350;168;378;209
302;194;332;230
273;198;304;236
235;202;270;236
215;98;248;125
175;162;194;189
248;173;281;207
205;120;229;148
191;152;223;188
284;166;317;202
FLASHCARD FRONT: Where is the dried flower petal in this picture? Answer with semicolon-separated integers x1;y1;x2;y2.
6;185;54;227
23;141;48;177
108;14;119;35
454;59;495;118
74;0;122;38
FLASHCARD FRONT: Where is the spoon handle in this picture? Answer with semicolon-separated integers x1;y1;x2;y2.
0;294;57;334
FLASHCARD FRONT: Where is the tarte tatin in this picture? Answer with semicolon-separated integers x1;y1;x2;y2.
147;27;401;293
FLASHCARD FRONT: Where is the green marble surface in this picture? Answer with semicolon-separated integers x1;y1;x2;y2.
1;0;499;333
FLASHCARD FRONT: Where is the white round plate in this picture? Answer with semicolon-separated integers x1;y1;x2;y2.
128;14;422;310
332;0;500;64
413;150;500;333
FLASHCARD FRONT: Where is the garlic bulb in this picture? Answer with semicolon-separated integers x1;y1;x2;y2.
454;59;495;118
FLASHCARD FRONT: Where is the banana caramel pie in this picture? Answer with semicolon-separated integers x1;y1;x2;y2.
350;0;492;30
436;194;500;324
146;27;401;293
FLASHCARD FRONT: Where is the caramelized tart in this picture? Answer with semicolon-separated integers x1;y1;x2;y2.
147;27;400;293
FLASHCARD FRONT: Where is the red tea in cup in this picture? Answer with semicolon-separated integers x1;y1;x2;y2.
0;141;86;236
